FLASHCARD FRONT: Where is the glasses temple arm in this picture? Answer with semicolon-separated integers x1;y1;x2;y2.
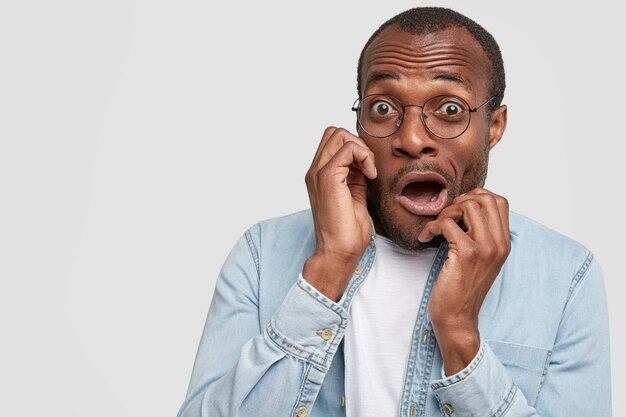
470;96;496;112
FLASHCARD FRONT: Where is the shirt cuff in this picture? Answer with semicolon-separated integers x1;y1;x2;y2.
265;274;348;371
430;341;518;417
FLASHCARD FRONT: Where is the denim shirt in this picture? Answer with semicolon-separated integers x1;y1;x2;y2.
178;210;611;417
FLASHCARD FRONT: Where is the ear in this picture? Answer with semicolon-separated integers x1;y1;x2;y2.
487;104;507;149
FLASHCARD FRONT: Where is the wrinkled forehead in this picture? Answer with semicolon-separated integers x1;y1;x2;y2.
361;25;491;97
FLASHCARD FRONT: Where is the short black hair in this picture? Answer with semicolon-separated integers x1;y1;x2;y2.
357;7;505;112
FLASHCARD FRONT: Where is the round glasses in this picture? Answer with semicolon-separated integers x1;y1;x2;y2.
352;94;494;139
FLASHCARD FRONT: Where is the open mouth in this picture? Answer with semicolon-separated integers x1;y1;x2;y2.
403;181;444;204
395;174;449;216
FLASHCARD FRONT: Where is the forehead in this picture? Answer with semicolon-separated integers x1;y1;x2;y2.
361;25;491;97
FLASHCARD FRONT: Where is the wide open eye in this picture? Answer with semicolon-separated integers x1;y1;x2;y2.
357;95;402;137
370;100;395;117
437;101;463;117
422;96;471;138
425;96;468;122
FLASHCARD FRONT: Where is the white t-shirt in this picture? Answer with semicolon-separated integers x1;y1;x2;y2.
344;235;437;417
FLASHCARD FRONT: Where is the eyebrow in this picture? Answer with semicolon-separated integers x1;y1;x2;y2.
433;73;472;91
367;71;400;86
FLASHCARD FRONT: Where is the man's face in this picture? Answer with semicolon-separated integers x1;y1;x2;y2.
359;25;507;250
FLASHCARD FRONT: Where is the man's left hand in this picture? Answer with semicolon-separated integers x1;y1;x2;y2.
417;188;511;376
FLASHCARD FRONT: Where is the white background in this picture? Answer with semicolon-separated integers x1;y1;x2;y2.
1;0;623;415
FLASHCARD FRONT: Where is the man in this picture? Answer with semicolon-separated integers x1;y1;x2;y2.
178;7;610;417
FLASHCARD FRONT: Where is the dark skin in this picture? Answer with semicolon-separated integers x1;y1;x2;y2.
303;25;509;376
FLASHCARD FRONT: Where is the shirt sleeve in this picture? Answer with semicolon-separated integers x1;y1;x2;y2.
429;256;611;417
430;341;519;416
177;230;348;417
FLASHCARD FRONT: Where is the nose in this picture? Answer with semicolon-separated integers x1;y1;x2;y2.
391;105;439;158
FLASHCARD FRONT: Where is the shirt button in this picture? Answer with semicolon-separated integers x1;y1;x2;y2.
295;405;308;417
341;395;346;407
317;329;333;341
354;265;362;274
442;403;454;415
410;403;416;417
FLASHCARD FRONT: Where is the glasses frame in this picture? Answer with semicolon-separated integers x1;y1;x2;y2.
352;94;495;139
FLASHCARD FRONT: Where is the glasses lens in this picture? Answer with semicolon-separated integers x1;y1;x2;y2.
423;96;471;139
357;95;403;138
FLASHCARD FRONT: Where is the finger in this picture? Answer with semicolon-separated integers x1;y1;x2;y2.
452;194;503;238
311;126;338;162
451;191;509;247
314;128;372;171
418;199;490;243
346;165;368;206
419;217;472;246
419;205;463;243
459;199;493;243
322;140;377;181
319;129;370;166
495;194;510;240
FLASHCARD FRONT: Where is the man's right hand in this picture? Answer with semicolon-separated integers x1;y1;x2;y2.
302;127;377;302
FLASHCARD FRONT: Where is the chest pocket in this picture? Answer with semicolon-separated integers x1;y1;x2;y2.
486;339;552;405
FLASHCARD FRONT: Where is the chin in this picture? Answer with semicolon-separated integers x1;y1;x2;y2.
369;199;443;251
